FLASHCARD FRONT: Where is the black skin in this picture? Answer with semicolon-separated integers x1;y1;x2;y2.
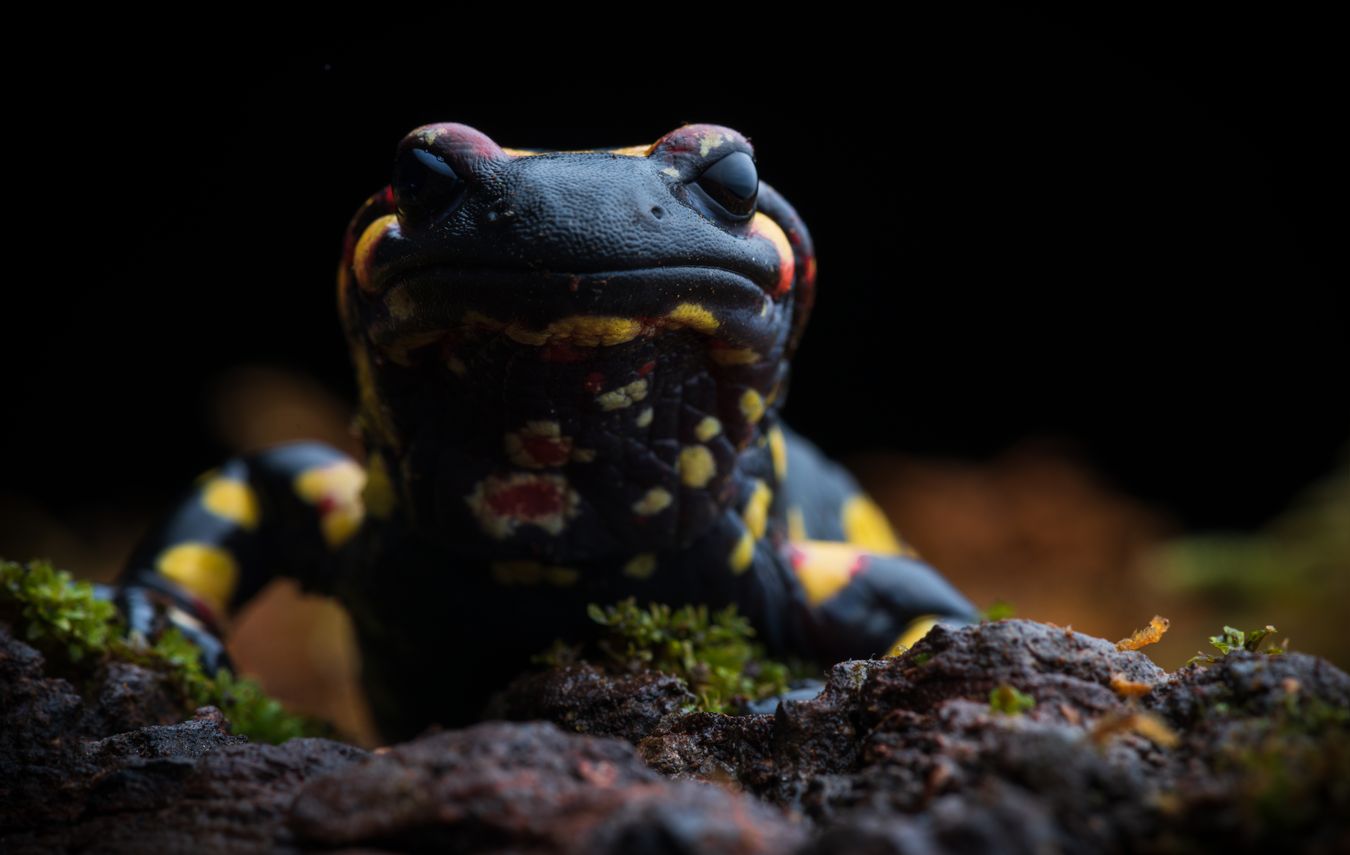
115;122;976;741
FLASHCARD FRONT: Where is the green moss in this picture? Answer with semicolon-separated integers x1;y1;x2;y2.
981;600;1017;621
989;683;1036;715
0;558;327;743
1187;623;1286;667
580;598;797;714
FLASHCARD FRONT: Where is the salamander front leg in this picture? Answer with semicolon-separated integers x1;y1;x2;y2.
786;541;978;663
113;441;369;671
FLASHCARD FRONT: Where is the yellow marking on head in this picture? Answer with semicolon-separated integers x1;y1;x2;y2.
742;479;773;539
699;131;727;156
749;212;795;295
787;506;807;542
793;541;865;606
767;426;788;481
633;487;672;516
504;315;642;347
662;166;681;178
728;529;755;574
842;495;903;555
678;445;717;488
710;347;760;366
157;542;239;614
354;214;398;291
739;389;765;424
607;144;651;157
887;615;940;657
623;553;657;579
294;460;368;548
362;453;396;519
695;416;722;442
597;379;649;411
463;310;506;331
635;407;654;428
201;479;259;530
502;147;544;157
665;303;720;334
386;330;445;366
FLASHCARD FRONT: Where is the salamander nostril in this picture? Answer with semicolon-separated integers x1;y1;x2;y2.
650;206;664;219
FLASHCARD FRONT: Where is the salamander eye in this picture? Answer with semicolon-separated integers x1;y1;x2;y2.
393;146;466;227
693;151;758;220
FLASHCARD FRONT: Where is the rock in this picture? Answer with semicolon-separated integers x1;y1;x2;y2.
3;618;1348;853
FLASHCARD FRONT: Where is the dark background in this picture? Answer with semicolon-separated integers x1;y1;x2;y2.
4;7;1344;534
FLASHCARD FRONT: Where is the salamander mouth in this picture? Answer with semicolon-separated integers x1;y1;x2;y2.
366;265;784;361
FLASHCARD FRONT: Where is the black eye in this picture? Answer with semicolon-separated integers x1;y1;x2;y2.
393;146;465;227
694;151;758;220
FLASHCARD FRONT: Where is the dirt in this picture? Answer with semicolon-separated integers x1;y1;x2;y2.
3;619;1347;853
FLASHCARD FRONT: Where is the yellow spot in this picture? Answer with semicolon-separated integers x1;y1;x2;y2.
362;453;396;519
768;426;788;481
623;553;657;580
792;541;864;606
710;347;759;366
201;479;259;530
492;560;542;585
739;389;765;424
750;212;795;296
661;166;681;178
633;487;673;515
157;543;239;614
728;529;755;574
353;214;397;292
635;407;654;428
742;479;773;539
695;416;722;442
842;495;903;555
294;461;368;548
665;303;720;334
607;144;650;157
678;446;717;488
597;379;649;411
886;615;940;656
491;561;579;586
504;421;573;469
699;131;726;156
787;506;807;542
544;566;580;587
385;285;417;321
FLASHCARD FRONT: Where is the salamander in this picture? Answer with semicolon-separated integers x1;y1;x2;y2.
114;122;976;740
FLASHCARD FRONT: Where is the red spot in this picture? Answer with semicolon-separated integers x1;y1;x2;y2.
583;372;605;394
638;360;655;377
519;435;571;467
541;342;587;363
848;554;869;577
317;495;337;515
486;480;564;518
787;545;805;570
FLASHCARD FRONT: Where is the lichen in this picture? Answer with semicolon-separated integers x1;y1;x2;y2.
988;683;1036;715
1187;623;1286;667
0;557;327;743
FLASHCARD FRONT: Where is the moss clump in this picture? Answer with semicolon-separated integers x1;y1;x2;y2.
981;600;1016;621
0;557;326;743
550;598;796;714
1187;623;1286;667
989;683;1036;715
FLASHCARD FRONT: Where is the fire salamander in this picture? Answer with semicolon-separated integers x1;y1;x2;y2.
115;122;976;740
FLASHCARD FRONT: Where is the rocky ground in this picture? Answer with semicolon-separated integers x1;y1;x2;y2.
2;618;1347;854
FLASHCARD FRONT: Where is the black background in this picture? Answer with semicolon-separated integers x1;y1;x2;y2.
4;8;1344;532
